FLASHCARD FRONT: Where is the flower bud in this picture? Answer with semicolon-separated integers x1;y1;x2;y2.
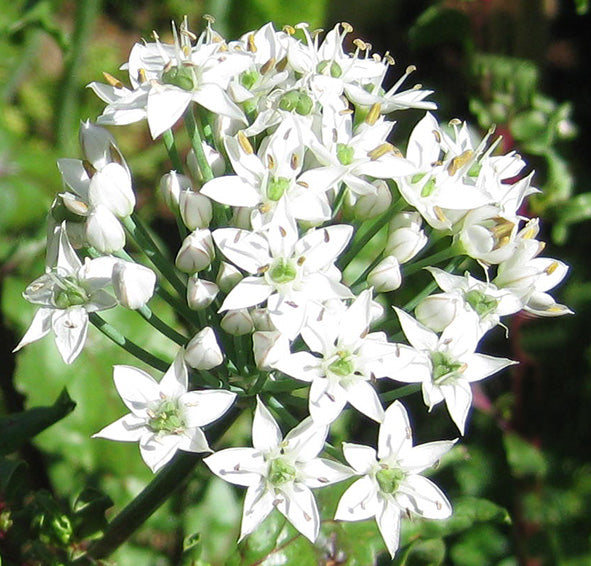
88;163;135;218
415;293;462;332
86;205;125;253
175;229;215;273
385;212;427;263
179;189;213;230
112;261;157;309
79;121;126;171
187;142;226;180
220;309;254;336
367;256;402;292
251;307;275;331
185;327;224;370
253;330;289;370
216;261;243;293
160;171;193;213
186;275;219;310
352;180;392;219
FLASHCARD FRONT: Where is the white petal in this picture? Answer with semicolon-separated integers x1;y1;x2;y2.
335;475;379;522
52;307;88;364
181;389;236;427
298;458;353;488
147;86;192;138
296;224;353;273
159;352;188;399
204;448;266;486
462;353;516;382
253;398;282;453
394;307;438;351
309;378;347;425
113;365;159;415
139;433;181;473
201;176;261;207
378;401;414;461
219;277;272;311
13;308;53;353
273;351;322;382
342;443;377;474
401;440;457;474
441;380;473;435
283;417;328;462
346;380;385;423
92;414;147;442
213;228;270;273
276;483;319;542
376;499;402;558
398;475;452;519
175;427;211;454
240;481;274;540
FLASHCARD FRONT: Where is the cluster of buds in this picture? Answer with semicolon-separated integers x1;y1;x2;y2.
15;17;571;558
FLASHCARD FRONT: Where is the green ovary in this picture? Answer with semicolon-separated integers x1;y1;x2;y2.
161;65;195;91
316;60;342;78
328;352;355;377
240;69;260;90
267;177;290;201
53;277;89;308
278;91;313;115
269;458;296;486
336;143;355;166
376;466;405;494
431;351;463;383
148;399;185;434
268;259;297;284
464;289;498;317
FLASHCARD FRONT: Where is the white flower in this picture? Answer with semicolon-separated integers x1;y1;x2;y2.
393;308;516;434
112;261;157;310
93;352;236;472
204;398;352;542
335;401;455;557
14;226;117;364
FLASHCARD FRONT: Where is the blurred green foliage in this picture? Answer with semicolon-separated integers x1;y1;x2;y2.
0;0;590;564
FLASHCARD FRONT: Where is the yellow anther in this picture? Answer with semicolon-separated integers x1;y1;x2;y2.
137;68;148;84
266;154;275;170
341;22;353;33
82;159;97;177
447;150;474;176
203;14;215;24
276;57;288;72
283;25;296;35
365;103;382;126
434;206;447;223
406;65;416;74
297;256;306;266
247;33;257;52
368;142;395;161
522;227;536;239
339;108;354;115
353;38;367;50
433;130;442;143
237;131;254;155
260;57;276;75
296;181;309;188
290;154;299;170
546;261;559;275
102;72;123;88
449;118;462;127
384;53;395;65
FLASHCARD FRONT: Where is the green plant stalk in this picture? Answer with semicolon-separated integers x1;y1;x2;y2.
185;108;214;183
403;243;461;277
123;214;187;297
380;384;421;404
89;312;170;372
162;129;184;172
338;198;405;270
55;0;101;154
136;305;187;346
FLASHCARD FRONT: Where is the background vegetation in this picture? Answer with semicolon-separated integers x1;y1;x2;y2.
0;0;590;564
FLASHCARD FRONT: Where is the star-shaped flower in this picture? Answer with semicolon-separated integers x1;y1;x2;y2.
93;352;236;472
335;401;455;557
204;398;352;542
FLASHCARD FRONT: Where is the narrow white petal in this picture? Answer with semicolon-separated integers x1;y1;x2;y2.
335;475;379;522
378;401;413;461
342;443;377;474
401;440;457;474
376;499;402;558
283;417;328;462
92;414;147;442
240;481;274;540
181;389;236;427
147;86;192;138
52;307;88;364
276;483;319;542
253;398;282;453
139;433;180;473
309;379;347;425
201;176;260;207
394;308;438;351
441;380;473;435
346;380;385;423
13;308;53;353
219;277;272;311
213;228;270;273
462;353;516;382
204;448;266;486
398;475;452;519
113;365;159;415
159;352;188;399
273;351;322;382
299;458;353;488
175;427;211;454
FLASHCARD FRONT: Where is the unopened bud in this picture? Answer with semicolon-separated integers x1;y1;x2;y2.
385;212;427;263
251;307;275;331
179;189;213;230
216;261;243;293
88;163;135;218
220;309;254;336
112;261;157;309
160;171;193;212
175;229;215;273
415;294;462;332
185;327;224;370
352;180;392;219
253;330;289;369
187;275;218;310
79;121;125;171
367;256;402;292
86;205;125;253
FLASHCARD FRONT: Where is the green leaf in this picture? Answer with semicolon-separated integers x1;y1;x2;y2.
554;192;591;226
72;487;114;539
0;388;76;455
503;432;548;479
409;6;471;50
0;456;27;500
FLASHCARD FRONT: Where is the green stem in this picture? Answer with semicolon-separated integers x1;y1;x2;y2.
349;252;384;291
89;313;170;371
55;0;101;154
155;285;198;329
162;129;184;172
137;305;187;346
123;214;187;298
338;198;404;270
402;242;461;277
380;384;421;404
331;185;348;219
185;108;214;183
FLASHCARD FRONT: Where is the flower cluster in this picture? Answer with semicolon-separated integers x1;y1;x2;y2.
15;18;571;558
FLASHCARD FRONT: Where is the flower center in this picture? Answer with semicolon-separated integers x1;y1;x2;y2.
431;351;465;383
316;60;342;78
376;466;405;494
161;64;195;91
53;276;89;308
148;398;185;434
420;177;437;198
464;289;499;318
336;143;355;166
266;177;290;201
268;258;297;285
328;351;355;377
278;90;313;116
268;457;296;486
240;69;260;90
